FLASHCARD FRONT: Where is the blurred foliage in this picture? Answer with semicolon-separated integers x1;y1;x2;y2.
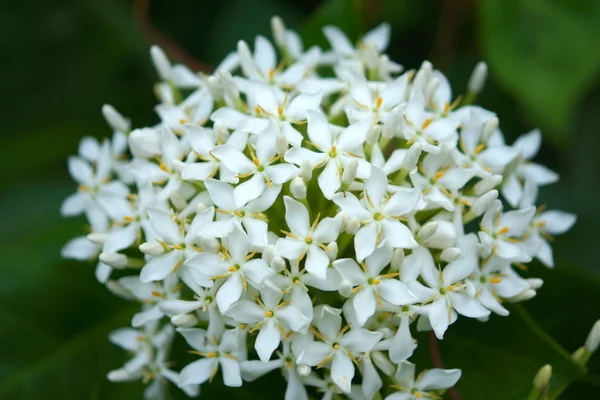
1;0;600;398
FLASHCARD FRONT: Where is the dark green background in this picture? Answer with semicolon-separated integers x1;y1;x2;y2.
2;0;600;398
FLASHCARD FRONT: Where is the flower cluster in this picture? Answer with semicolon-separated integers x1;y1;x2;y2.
61;17;576;400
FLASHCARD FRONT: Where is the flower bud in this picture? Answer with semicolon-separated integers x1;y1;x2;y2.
413;61;432;89
400;143;422;171
441;247;462;263
474;175;502;196
390;248;404;271
140;242;165;256
276;135;288;156
107;368;131;382
106;280;136;300
472;190;498;216
237;40;253;66
585;320;600;353
510;289;537;302
297;364;311;377
421;220;456;249
467;61;487;95
206;75;223;99
101;104;130;133
382;110;400;139
372;352;396;377
99;253;128;269
342;159;358;186
424;76;440;102
271;256;286;273
417;221;438;242
128;128;161;159
271;16;286;48
345;218;361;235
150;45;172;81
326;242;338;261
527;278;543;290
171;313;198;328
366;124;381;145
533;364;552;391
290;177;307;200
481;116;498;144
170;192;187;211
300;160;313;182
262;244;275;263
218;69;240;101
87;232;108;245
338;280;353;297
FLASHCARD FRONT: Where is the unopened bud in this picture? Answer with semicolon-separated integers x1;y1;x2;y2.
421;220;456;249
128;128;161;159
107;368;131;382
345;218;360;235
276;135;288;156
342;159;358;186
338;280;353;297
425;77;440;101
290;177;307;200
102;104;130;133
417;221;438;242
171;313;198;328
106;280;136;300
150;46;172;81
170;192;187;210
572;346;588;364
271;16;286;48
382;110;400;139
87;232;108;245
219;69;239;101
441;247;462;263
372;352;396;377
400;143;422;171
366;125;381;145
585;320;600;353
413;61;432;89
300;160;313;181
99;253;128;269
527;278;544;290
140;242;165;256
390;248;404;271
472;190;498;216
481;116;498;143
237;40;253;64
206;75;223;99
533;364;552;391
326;242;338;261
474;175;502;196
467;61;487;95
271;256;286;273
511;289;537;302
297;364;311;377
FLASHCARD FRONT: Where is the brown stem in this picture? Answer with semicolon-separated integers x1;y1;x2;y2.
429;331;461;400
132;0;212;73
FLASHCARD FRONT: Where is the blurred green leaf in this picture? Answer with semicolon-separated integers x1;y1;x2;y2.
301;0;364;49
478;0;600;140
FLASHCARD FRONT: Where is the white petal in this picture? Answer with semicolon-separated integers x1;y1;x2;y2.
205;179;236;210
498;206;535;237
306;110;333;149
318;158;343;200
365;245;393;277
255;319;281;362
513;129;540;160
418;368;462;391
284;196;310;236
103;224;138;254
234;173;265;208
298;342;332;366
540;210;576;235
61;236;98;260
177;328;210;352
148;208;181;244
365;166;387;207
276;305;309;333
275;237;308;261
323;25;354;55
448;292;490;318
68;156;93;185
362;23;391;51
355;222;378;262
242;217;268;248
179;358;215;386
210;108;248;129
520;163;559;185
60;193;85;216
331;351;354;393
226;300;265;323
140;251;181;282
131;305;163;327
337;119;370;152
429;297;450;339
305;245;330;280
378;280;417;306
353;287;377;326
286;92;323;122
109;328;141;351
211;145;255;174
332;192;370;220
216;273;245;313
253;35;276;77
381;219;418;249
312;217;341;243
389;316;416;363
382;188;420;216
240;359;283;382
340;327;383;353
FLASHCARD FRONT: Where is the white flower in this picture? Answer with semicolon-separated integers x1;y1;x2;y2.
285;110;372;199
333;245;417;326
333;166;420;261
386;361;461;400
178;328;242;387
297;306;383;393
275;196;340;279
226;284;309;362
185;225;273;312
211;121;299;207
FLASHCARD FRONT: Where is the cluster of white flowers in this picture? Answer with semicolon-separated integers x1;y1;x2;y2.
61;17;577;400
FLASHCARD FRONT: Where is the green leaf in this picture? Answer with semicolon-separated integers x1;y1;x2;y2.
301;0;365;49
478;0;600;141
